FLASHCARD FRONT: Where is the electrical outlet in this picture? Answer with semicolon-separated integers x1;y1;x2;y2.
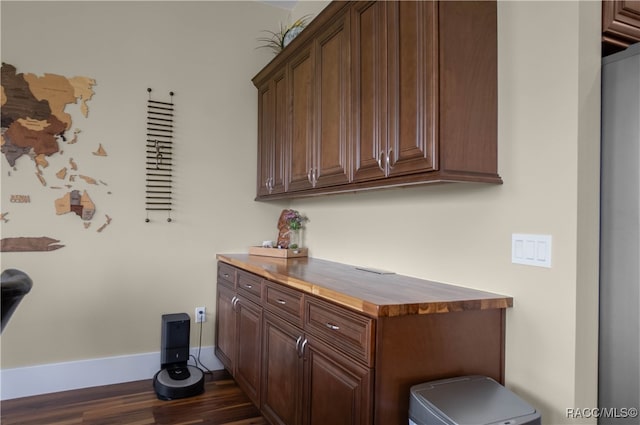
195;306;206;323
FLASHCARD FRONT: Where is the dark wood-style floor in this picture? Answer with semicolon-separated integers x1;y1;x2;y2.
1;371;267;425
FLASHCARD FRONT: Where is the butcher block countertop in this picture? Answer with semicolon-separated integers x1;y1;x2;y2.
217;254;513;318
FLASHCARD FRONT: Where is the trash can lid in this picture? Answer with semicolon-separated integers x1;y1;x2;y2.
410;376;538;425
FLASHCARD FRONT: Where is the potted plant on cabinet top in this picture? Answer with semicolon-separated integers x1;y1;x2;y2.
257;15;312;55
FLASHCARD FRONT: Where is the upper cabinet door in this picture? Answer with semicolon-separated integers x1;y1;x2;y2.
287;43;315;192
351;1;387;183
272;70;287;194
256;81;274;197
314;12;352;188
256;70;287;197
386;1;437;177
352;1;436;182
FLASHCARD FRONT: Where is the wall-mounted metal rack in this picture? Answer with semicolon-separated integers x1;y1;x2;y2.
145;88;174;223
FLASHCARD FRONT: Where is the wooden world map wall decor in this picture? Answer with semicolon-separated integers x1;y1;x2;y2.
0;62;112;252
145;88;174;223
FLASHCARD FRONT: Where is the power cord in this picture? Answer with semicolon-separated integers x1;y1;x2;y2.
190;321;213;378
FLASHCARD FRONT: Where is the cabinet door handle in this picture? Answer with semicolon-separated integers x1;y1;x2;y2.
276;299;286;305
295;336;302;354
325;322;340;331
387;148;395;170
307;168;318;187
299;338;308;357
377;151;385;173
231;296;238;309
223;273;230;278
244;284;253;289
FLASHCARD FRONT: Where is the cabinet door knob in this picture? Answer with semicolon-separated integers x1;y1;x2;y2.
325;322;340;331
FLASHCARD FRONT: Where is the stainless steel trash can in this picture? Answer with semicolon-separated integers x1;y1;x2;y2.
409;375;541;425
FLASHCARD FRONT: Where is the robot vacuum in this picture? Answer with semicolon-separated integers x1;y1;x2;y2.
153;365;204;400
153;313;205;400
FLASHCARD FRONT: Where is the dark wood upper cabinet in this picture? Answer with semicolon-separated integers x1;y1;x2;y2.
256;69;286;196
285;13;351;193
287;43;315;192
351;1;388;183
383;1;437;179
253;0;501;200
603;0;640;56
314;12;351;189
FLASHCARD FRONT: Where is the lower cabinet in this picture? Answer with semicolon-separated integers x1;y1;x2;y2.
216;260;508;425
262;312;372;425
214;277;263;407
214;283;236;372
262;313;303;425
234;295;262;406
303;335;372;425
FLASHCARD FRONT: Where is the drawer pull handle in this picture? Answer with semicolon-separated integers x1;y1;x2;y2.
276;299;287;305
223;273;230;278
325;322;340;331
245;284;253;289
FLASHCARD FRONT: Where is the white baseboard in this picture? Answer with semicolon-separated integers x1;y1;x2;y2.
0;346;224;400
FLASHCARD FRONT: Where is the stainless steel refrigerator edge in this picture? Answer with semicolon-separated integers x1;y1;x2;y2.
600;42;640;424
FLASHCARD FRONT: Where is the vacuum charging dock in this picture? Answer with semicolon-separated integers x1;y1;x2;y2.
153;313;204;400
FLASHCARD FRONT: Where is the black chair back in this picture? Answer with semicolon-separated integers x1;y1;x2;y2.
1;269;33;333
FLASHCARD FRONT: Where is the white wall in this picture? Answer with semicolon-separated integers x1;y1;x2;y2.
0;0;288;369
1;1;601;424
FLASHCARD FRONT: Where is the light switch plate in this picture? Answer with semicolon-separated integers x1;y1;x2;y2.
512;234;552;268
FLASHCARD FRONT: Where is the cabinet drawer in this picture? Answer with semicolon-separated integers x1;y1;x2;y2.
218;262;236;288
264;281;304;327
305;297;375;367
237;270;263;303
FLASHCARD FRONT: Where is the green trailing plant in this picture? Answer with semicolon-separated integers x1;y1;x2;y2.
257;15;312;55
